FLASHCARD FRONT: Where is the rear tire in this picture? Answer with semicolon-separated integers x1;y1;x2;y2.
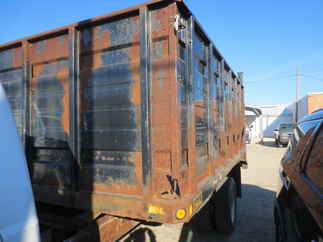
209;177;237;234
275;204;303;242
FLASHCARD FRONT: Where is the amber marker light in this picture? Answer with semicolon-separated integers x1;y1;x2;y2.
175;208;187;220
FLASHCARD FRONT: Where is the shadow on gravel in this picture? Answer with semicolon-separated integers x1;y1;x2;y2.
122;227;157;242
258;138;288;149
259;140;277;147
179;184;276;242
262;141;276;147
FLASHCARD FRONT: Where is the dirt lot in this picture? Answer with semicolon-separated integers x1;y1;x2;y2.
120;139;286;242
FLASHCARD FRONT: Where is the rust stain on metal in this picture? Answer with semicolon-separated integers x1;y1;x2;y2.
58;67;70;134
129;16;141;107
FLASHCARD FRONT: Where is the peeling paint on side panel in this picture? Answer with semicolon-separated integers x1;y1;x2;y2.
79;14;142;196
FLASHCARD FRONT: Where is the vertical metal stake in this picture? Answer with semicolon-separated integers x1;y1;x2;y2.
140;7;152;185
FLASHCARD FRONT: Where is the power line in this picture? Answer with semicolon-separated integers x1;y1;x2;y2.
302;69;323;75
246;70;296;83
300;73;323;82
246;73;323;84
246;73;295;83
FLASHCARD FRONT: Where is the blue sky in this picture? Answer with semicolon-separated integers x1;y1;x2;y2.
2;0;323;106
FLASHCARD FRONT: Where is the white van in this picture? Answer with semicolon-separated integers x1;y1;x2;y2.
0;84;40;242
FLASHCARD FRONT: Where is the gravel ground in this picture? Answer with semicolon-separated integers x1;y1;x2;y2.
120;139;286;242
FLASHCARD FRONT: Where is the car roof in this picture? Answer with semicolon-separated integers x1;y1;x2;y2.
297;110;323;136
298;110;323;124
312;108;323;113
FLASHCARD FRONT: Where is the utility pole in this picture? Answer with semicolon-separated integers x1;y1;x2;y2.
295;71;300;123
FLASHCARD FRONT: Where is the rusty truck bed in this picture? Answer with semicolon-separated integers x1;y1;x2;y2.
0;0;246;224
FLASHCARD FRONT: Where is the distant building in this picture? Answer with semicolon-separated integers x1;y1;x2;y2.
245;106;262;144
246;92;323;143
246;104;293;143
292;92;323;121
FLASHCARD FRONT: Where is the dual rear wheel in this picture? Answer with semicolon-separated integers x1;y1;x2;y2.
209;177;238;234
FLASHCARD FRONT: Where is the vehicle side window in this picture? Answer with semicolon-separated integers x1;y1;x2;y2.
294;127;311;159
283;134;296;161
304;122;323;192
283;127;311;162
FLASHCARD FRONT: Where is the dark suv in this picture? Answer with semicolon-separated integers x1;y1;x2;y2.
274;110;323;242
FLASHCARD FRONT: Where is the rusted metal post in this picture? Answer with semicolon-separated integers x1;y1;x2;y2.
139;6;152;186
